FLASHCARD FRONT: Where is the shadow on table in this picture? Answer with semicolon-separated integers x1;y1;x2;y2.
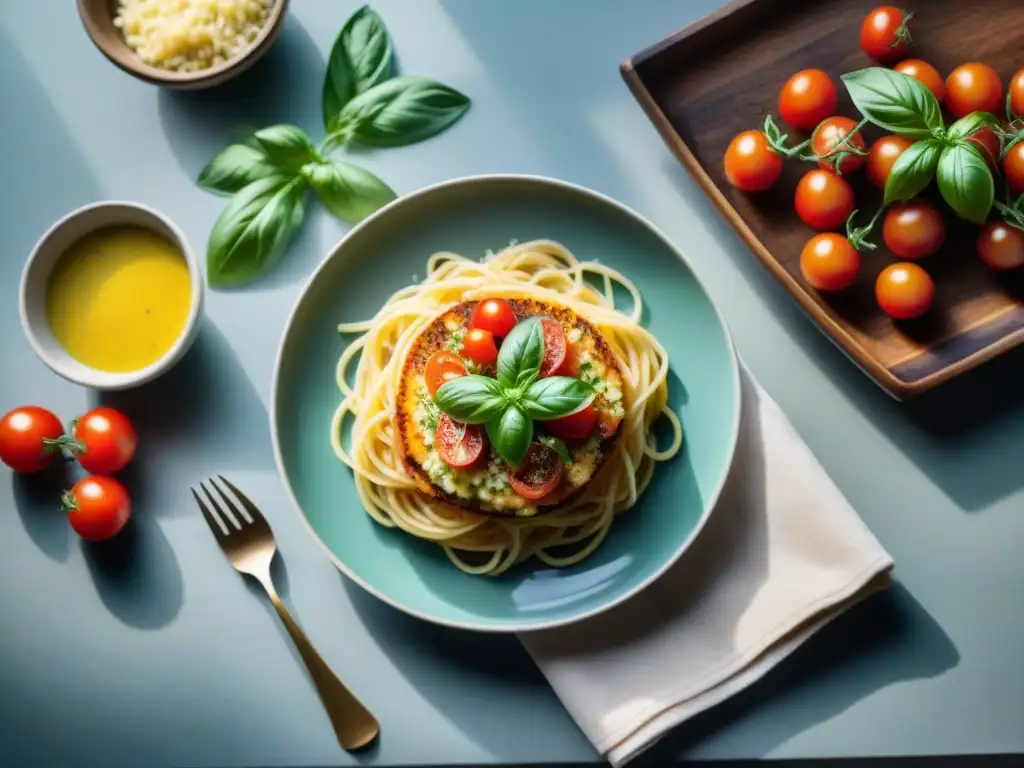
92;320;274;519
641;583;959;763
12;465;74;562
661;158;1024;513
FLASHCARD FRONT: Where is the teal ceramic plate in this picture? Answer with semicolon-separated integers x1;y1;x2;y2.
272;175;740;632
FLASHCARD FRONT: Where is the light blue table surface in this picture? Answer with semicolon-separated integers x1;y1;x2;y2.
2;1;1023;766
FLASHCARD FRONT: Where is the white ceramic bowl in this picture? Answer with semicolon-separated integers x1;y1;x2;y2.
19;201;204;390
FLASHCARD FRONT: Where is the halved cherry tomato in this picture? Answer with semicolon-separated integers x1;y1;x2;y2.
966;126;1001;172
800;233;860;292
541;402;598;442
469;298;517;339
812;117;866;175
461;328;498;366
425;350;467;397
876;263;934;320
945;63;1003;119
436;414;486;469
779;69;837;131
1003;141;1024;196
893;59;944;103
795;169;855;230
1010;67;1024;118
509;443;564;501
724;130;783;192
867;135;913;190
860;6;913;63
72;406;137;475
883;200;946;260
0;406;63;473
597;409;623;439
538;318;569;377
977;222;1024;271
64;475;132;542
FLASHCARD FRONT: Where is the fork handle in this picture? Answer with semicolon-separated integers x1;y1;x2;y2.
263;583;380;751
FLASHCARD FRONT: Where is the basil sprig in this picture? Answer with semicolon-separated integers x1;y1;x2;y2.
842;67;999;225
434;317;594;467
196;6;470;287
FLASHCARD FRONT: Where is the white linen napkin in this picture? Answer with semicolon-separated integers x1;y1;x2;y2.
521;365;894;766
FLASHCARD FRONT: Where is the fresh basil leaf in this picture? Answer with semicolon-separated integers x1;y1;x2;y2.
486;405;532;467
434;375;506;424
198;142;282;195
254;125;318;171
937;142;995;225
538;435;573;464
947;111;1001;142
521;377;595;420
338;76;471;147
842;67;941;138
305;159;397;224
496;316;542;390
883;139;943;206
207;176;305;287
322;5;394;132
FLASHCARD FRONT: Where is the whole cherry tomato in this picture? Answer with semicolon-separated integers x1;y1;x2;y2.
1003;141;1024;196
867;135;913;190
794;169;855;231
0;406;64;473
945;63;1004;119
876;263;934;320
860;7;913;63
469;298;517;339
72;407;137;475
779;69;838;131
977;223;1024;271
1010;67;1024;118
893;59;945;103
461;328;499;367
800;233;860;292
425;350;467;397
883;200;946;260
966;126;1001;172
64;475;132;542
724;130;783;192
812;117;867;175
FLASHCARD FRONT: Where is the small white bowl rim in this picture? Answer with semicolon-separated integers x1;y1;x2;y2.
19;200;205;391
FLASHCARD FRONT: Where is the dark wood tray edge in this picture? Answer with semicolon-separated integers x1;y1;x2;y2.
620;7;1024;399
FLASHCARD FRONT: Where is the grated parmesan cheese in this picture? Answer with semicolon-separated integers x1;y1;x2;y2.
114;0;273;73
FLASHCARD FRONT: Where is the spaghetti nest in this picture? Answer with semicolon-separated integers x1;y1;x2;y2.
331;240;682;575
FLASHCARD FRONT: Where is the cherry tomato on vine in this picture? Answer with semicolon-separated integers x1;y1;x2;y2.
966;126;1001;172
860;7;913;63
945;63;1004;118
1003;141;1024;196
977;222;1024;271
795;169;855;231
462;328;499;366
724;130;783;192
469;298;517;339
812;117;866;175
867;135;913;190
800;233;860;292
72;407;137;475
893;59;945;103
64;475;132;542
1010;67;1024;118
779;69;838;131
0;406;64;473
425;350;467;397
876;263;934;320
883;200;946;260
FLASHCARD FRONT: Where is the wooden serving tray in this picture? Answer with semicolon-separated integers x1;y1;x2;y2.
622;0;1024;398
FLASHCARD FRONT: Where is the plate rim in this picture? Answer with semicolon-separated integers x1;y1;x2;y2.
269;173;742;633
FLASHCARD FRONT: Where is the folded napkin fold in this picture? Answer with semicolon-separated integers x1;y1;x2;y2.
521;365;894;766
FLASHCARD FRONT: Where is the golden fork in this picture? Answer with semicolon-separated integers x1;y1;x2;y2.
191;475;379;751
